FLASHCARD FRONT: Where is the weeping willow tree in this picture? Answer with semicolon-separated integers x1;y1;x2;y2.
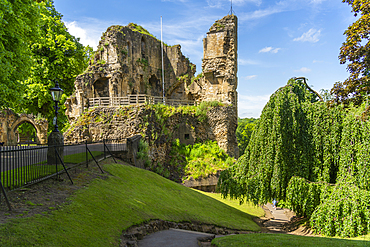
218;78;343;203
219;77;370;237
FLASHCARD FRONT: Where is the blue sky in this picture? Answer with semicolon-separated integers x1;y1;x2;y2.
54;0;356;118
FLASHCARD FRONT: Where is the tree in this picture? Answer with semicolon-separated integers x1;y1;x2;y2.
331;0;370;105
18;0;90;132
0;0;41;109
236;118;258;156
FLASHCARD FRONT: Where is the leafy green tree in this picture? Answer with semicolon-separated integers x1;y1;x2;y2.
331;0;370;105
19;0;90;131
236;118;258;156
0;0;41;109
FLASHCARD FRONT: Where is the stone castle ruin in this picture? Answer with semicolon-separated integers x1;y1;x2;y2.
64;15;239;161
65;15;238;122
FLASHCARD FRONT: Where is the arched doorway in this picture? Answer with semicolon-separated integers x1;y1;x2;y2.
15;121;36;146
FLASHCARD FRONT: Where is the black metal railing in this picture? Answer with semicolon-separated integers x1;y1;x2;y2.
0;139;126;210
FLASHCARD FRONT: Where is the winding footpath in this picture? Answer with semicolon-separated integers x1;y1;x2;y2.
263;203;290;232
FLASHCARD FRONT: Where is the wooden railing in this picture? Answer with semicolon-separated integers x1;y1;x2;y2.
88;95;196;108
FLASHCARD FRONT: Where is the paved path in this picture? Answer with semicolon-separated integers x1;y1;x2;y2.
264;202;290;232
138;228;214;247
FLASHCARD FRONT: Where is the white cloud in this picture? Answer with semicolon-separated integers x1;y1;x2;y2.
295;67;311;73
65;21;100;48
238;94;271;118
64;18;117;50
239;59;259;65
310;0;326;4
259;46;281;53
239;1;290;21
206;0;261;8
245;75;257;80
293;28;321;43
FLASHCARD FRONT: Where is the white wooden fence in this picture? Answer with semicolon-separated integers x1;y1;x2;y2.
89;95;196;108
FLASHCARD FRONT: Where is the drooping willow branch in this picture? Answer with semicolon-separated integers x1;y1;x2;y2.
294;77;324;101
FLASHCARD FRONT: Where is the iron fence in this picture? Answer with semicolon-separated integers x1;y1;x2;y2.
0;139;126;210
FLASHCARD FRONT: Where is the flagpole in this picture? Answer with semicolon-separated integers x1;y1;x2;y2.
161;16;165;104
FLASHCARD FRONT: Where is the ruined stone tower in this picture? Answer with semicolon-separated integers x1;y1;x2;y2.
188;15;238;111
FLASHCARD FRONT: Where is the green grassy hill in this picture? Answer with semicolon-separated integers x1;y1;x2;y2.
0;163;263;247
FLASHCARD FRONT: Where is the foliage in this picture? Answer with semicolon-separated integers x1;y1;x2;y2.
285;176;333;218
212;232;370;247
331;0;370;105
0;0;41;109
310;181;370;237
191;72;204;83
17;122;36;141
195;101;224;122
18;1;89;133
182;140;235;180
136;139;151;167
67;103;230;181
0;163;261;246
137;58;149;67
236;118;258;156
218;77;370;237
337;103;370;190
219;78;332;204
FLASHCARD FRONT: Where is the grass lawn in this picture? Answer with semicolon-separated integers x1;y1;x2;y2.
198;191;264;218
0;163;261;247
212;232;370;246
63;151;103;164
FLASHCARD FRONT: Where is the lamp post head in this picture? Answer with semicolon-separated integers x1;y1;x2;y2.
50;80;64;102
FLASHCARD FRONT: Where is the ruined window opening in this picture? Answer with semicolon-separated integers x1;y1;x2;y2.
94;78;109;97
185;134;190;140
141;37;146;58
127;41;130;57
149;75;160;96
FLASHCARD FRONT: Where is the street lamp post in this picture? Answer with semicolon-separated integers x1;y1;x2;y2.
50;81;64;132
47;80;64;165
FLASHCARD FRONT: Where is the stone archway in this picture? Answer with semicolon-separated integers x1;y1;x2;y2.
0;109;48;146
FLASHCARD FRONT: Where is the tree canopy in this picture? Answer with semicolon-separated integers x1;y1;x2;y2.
20;1;90;131
0;0;41;109
236;118;258;157
331;0;370;105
